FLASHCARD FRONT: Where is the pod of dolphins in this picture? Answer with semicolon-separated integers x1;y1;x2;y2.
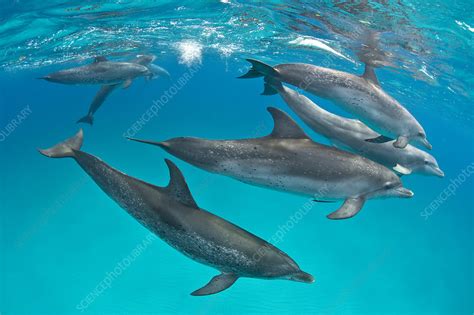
38;53;443;296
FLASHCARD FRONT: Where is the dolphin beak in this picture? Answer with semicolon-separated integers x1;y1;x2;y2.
420;138;432;150
289;271;315;284
127;137;162;146
394;187;414;198
127;137;170;150
431;167;445;178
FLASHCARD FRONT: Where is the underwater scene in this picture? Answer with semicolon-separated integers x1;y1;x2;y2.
1;1;473;314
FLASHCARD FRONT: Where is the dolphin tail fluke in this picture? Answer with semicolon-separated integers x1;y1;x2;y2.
262;83;278;95
77;114;94;125
262;76;283;95
191;273;238;296
238;58;279;79
327;197;365;220
38;129;83;158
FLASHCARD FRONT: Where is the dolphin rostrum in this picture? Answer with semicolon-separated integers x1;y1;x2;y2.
38;130;314;296
40;56;151;87
128;107;414;220
76;55;170;125
269;81;444;177
239;58;431;150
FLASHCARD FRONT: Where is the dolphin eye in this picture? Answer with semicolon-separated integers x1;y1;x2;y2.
384;183;393;189
424;160;429;165
418;132;425;137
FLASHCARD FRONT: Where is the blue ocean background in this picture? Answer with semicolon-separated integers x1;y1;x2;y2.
1;1;473;314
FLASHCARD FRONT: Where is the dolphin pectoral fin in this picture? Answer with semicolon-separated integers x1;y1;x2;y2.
361;65;380;86
327;197;365;220
365;135;393;143
393;136;409;149
122;79;132;89
393;164;412;175
94;56;108;63
267;107;310;140
191;273;239;296
163;159;199;208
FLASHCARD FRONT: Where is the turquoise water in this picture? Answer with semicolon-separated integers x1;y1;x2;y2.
1;1;473;314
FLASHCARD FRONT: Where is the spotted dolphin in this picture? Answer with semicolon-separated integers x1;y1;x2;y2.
76;55;170;125
38;130;313;296
239;58;431;150
40;56;151;87
270;81;444;177
128;107;414;220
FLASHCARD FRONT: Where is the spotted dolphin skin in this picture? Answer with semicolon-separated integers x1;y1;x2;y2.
270;82;444;177
40;56;150;87
128;107;414;220
38;130;313;296
239;58;431;150
76;54;170;125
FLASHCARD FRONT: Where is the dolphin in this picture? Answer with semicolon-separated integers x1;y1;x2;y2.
239;58;431;150
39;56;151;87
128;107;414;220
269;81;444;177
76;84;119;125
38;130;314;296
76;55;170;125
129;54;171;79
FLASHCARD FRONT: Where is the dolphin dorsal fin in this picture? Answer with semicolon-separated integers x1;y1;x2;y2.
164;159;198;208
267;107;309;139
362;65;380;86
94;56;108;63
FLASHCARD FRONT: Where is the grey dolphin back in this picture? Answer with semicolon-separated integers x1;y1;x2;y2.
191;273;239;296
266;107;309;139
